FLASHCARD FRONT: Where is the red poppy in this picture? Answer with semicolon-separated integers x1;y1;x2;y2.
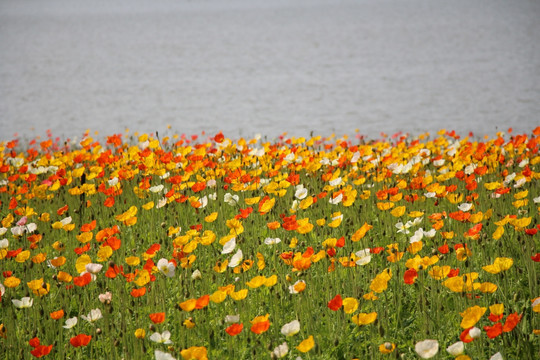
104;196;115;208
73;273;92;287
80;220;97;232
370;247;384;254
70;334;92;347
531;253;540;262
502;313;522;332
225;323;243;336
484;322;503;339
146;244;160;255
488;313;504;322
130;287;146;297
438;244;449;254
525;228;538;236
149;312;165;324
29;337;40;348
336;237;345;248
404;268;418;285
326;248;336;257
447;268;460;278
327;294;343;311
56;205;69;216
459;328;474;343
466;224;482;236
31;344;53;358
105;265;123;279
104;236;121;251
74;243;91;255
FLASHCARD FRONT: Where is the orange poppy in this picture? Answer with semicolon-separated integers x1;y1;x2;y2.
149;312;165;324
50;309;65;320
250;321;270;334
130;287;146;298
225;323;243;336
73;273;92;287
70;334;92;347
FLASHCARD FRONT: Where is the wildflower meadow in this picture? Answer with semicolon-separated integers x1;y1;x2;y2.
0;128;539;359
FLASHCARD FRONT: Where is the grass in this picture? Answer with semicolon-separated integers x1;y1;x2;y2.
0;128;539;359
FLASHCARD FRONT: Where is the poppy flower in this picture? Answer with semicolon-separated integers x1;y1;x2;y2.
446;341;464;356
70;334;92;347
149;331;172;344
327;294;343;311
484;322;503;339
50;309;64;320
73;273;92;287
296;335;315;353
415;339;439;359
281;320;300;336
30;344;53;358
149;312;165;324
379;342;396;354
225;323;243;336
272;342;288;359
502;312;522;332
404;268;418;284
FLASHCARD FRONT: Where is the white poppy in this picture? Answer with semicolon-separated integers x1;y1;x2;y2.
273;342;289;358
264;237;281;245
12;297;33;308
409;228;424;243
149;330;172;344
85;263;103;274
415;339;439;359
155;349;176;360
469;327;481;339
98;292;112;304
224;193;239;206
224;314;240;323
329;177;342;187
82;308;103;323
490;352;503;360
149;184;164;193
228;249;243;268
156;198;167;208
60;216;72;226
458;203;473;212
281;320;300;336
295;187;308;200
63;317;78;329
25;223;37;233
0;238;8;248
191;269;202;280
355;249;372;266
108;177;118;186
221;237;236;254
423;229;437;238
446;341;464;356
157;258;175;277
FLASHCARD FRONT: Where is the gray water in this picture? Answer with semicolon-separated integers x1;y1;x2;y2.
1;0;539;141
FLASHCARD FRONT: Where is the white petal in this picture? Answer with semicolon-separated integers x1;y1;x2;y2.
222;238;236;254
415;339;439;359
446;341;464;356
228;249;243;268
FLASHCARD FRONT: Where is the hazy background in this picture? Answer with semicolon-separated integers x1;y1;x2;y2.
1;0;539;141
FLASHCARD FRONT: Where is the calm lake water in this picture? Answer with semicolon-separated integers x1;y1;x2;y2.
1;0;539;141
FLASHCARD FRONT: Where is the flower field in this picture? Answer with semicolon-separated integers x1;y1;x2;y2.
0;128;539;359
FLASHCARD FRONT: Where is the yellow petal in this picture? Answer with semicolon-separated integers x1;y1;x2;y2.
296;335;315;353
